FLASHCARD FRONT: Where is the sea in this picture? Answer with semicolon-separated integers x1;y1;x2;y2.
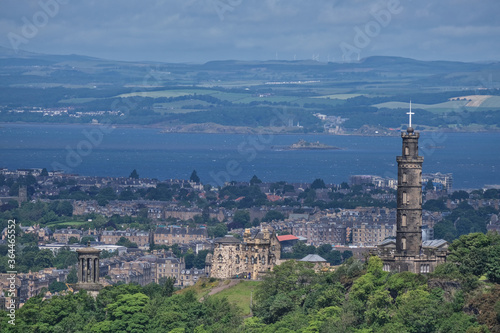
0;123;499;189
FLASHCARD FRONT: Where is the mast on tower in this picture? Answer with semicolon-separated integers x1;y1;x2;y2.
406;100;414;129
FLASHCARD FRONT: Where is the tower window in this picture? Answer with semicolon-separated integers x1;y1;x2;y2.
402;173;407;183
405;146;409;156
217;254;223;263
402;192;407;205
402;237;407;250
402;214;407;227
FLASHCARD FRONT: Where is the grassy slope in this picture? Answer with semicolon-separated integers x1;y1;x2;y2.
178;279;261;316
211;280;260;316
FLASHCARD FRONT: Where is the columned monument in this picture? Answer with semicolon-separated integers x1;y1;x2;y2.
75;242;102;295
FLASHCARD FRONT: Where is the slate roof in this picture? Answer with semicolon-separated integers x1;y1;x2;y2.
379;238;396;246
422;239;448;248
299;254;327;262
214;235;241;244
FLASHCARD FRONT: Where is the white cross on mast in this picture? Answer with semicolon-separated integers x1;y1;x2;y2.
407;100;414;128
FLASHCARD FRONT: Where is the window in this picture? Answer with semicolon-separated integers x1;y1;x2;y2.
236;255;240;264
401;237;407;251
402;173;407;183
405;146;409;155
261;256;265;265
217;254;223;263
245;256;248;263
251;257;255;264
401;214;407;227
402;192;407;205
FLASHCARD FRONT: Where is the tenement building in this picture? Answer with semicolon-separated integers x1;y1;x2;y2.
208;227;281;280
374;110;447;273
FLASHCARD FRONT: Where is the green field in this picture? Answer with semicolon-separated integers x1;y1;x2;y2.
117;89;217;98
211;280;261;316
478;96;500;108
374;100;469;113
46;221;90;228
59;97;99;104
153;100;214;114
178;279;261;316
312;93;363;100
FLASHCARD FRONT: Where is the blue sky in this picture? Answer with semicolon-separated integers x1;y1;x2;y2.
1;0;499;63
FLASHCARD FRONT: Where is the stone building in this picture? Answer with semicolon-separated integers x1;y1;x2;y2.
53;227;82;243
292;222;346;246
101;229;151;249
208;227;281;280
374;115;447;273
153;226;208;246
352;222;395;247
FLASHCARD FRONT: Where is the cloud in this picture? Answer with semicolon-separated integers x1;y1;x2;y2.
0;0;498;62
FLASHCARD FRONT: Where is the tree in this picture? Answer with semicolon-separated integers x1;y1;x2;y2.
68;236;80;244
250;175;262;185
425;179;434;191
92;293;149;332
230;210;251;229
208;223;228;238
40;168;49;177
49;281;67;293
253;260;317;323
190;170;200;183
80;236;97;245
116;237;138;248
451;190;469;201
262;210;285;222
66;267;78;284
311;178;326;189
129;169;139;179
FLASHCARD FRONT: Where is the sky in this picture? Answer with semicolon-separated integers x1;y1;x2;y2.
1;0;499;63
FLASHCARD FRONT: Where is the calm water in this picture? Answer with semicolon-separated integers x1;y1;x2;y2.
0;123;498;189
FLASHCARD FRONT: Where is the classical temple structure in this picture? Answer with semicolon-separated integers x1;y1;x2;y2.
374;107;448;273
75;242;102;295
207;227;281;280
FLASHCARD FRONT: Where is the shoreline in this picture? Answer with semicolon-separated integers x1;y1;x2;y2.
1;121;499;136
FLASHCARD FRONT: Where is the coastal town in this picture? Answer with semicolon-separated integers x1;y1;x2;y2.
1;166;498;307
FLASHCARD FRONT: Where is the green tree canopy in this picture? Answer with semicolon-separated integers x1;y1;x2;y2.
129;169;139;179
190;170;200;183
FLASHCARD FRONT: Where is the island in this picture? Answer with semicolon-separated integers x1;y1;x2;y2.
287;139;341;150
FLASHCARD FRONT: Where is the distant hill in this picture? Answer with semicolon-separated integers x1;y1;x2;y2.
0;46;498;132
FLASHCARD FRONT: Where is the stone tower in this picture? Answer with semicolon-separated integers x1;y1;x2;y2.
375;104;448;273
396;125;423;256
75;242;102;295
17;186;28;204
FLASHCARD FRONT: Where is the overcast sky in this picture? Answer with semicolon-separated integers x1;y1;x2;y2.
1;0;499;63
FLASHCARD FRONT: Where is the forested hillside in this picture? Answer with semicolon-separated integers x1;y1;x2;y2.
1;232;499;332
